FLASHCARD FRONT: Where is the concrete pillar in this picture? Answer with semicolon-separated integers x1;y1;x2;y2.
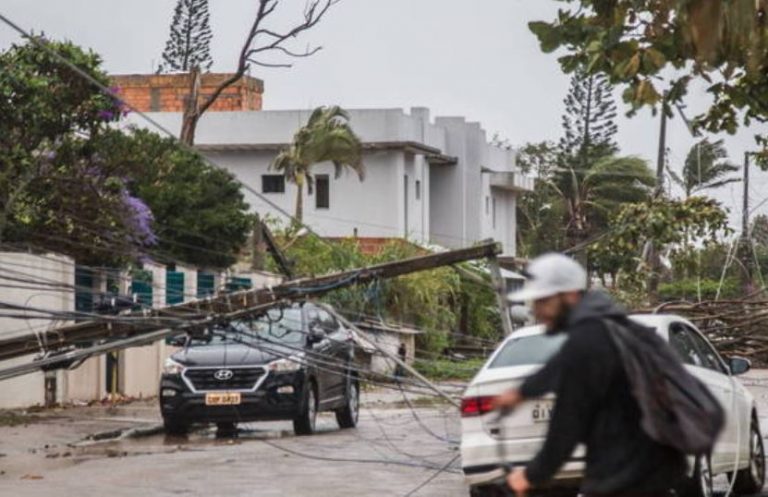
176;264;198;302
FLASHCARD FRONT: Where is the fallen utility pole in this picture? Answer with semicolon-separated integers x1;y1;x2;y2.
0;301;283;382
0;241;501;365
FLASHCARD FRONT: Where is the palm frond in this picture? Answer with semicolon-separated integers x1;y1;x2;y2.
682;138;737;194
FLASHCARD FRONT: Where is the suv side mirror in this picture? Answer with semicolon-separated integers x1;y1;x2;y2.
729;357;751;376
165;334;187;347
308;321;326;344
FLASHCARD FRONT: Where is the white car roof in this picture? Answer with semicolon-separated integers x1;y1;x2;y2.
473;313;697;386
505;313;694;342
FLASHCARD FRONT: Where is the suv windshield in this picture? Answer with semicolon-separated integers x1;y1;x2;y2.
489;334;567;368
191;308;306;346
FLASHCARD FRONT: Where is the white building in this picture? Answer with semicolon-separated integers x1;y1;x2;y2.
130;107;533;256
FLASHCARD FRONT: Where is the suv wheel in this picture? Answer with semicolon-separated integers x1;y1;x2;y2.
163;418;188;436
733;418;766;495
293;381;318;435
335;379;359;429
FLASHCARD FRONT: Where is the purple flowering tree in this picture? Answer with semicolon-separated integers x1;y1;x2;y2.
120;190;158;248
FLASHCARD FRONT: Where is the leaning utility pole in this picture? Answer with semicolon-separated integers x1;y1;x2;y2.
488;257;515;337
647;97;668;300
741;152;754;295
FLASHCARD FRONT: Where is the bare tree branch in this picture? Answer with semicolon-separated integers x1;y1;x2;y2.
248;44;322;59
186;0;337;131
248;59;294;69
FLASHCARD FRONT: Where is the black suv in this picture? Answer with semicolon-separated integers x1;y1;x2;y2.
159;302;359;435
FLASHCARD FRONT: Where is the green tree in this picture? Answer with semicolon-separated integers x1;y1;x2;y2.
669;139;740;197
529;1;768;157
526;70;630;260
752;214;768;247
0;38;253;268
272;106;364;224
549;155;656;258
590;196;732;292
8;135;156;266
96;128;253;269
516;141;558;175
515;142;567;256
559;69;618;168
158;0;213;73
0;39;147;264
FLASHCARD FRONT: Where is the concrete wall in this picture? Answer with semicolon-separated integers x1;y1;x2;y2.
120;261;167;399
130;108;446;148
60;356;105;403
362;330;416;376
208;149;407;239
0;253;75;408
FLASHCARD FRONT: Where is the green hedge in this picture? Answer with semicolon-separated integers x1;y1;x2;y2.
658;278;741;302
413;357;486;382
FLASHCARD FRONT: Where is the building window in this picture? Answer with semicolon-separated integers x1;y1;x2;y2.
415;180;421;201
262;175;285;193
492;197;497;229
316;175;330;209
485;196;490;215
404;175;409;235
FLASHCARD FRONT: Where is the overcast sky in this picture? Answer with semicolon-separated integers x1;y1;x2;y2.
1;0;766;229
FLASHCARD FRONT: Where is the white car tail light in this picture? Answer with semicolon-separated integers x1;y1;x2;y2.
461;396;495;417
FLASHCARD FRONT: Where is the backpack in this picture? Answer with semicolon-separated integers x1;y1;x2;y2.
602;317;725;455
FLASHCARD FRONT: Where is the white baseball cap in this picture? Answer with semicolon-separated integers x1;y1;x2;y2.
507;253;587;302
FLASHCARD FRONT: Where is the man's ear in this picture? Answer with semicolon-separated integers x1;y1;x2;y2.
562;291;582;307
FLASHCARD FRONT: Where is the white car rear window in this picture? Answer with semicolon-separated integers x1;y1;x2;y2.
489;334;567;368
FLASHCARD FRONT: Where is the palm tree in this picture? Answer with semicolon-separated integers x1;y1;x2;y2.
669;139;740;197
272;106;364;224
547;155;656;256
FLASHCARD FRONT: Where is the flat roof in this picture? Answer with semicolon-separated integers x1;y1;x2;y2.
196;141;457;165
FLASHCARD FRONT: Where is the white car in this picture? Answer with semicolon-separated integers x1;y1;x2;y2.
460;314;765;497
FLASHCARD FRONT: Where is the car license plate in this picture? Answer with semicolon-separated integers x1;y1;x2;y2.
531;401;553;423
205;392;241;406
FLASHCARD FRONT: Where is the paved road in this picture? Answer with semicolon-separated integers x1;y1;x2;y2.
3;375;768;497
0;389;465;497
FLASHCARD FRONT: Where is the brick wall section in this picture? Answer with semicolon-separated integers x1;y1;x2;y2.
110;73;264;112
324;237;428;256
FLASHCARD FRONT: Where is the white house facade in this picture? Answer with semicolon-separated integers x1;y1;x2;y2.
129;107;533;256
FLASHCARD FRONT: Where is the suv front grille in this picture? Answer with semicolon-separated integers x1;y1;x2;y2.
183;367;267;392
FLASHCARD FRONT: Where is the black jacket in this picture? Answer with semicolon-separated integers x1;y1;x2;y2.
519;292;687;494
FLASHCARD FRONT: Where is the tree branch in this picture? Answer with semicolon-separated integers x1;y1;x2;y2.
195;0;336;118
248;59;294;69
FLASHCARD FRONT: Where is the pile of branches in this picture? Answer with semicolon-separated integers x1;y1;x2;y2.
653;291;768;365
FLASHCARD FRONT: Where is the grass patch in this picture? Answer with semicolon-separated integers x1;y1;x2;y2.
0;410;39;427
413;357;486;382
388;396;453;409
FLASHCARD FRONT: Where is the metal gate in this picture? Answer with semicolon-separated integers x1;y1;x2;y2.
166;271;185;305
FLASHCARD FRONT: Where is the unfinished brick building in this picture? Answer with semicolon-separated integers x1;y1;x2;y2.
110;73;264;112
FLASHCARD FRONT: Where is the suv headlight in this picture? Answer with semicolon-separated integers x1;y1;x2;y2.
163;357;185;375
269;354;304;373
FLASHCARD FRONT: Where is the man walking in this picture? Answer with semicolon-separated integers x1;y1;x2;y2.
494;253;686;497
